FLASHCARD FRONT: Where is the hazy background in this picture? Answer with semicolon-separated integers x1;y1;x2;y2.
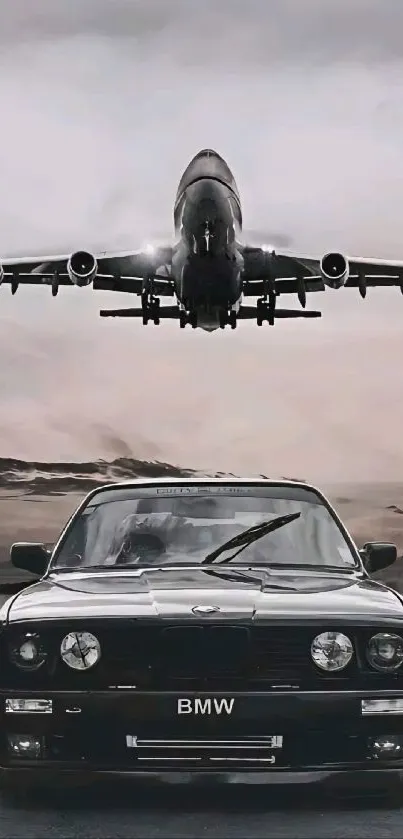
0;0;403;483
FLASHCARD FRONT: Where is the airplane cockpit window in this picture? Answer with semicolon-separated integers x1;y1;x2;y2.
175;149;240;203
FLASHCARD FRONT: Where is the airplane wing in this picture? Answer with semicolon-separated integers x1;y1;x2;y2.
0;246;174;297
241;246;403;303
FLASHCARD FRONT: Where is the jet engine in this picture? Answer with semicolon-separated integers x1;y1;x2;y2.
67;250;98;286
320;252;349;289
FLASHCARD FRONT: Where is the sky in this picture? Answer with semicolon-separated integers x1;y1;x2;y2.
0;0;403;483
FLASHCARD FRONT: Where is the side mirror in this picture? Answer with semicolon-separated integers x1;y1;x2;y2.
360;542;398;574
10;543;50;577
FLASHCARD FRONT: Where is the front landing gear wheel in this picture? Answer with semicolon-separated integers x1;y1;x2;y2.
141;293;160;325
178;310;198;329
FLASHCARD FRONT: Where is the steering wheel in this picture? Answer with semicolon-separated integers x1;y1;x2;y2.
115;532;166;565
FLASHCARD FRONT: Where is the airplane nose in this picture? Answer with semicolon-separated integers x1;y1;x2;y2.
193;148;224;161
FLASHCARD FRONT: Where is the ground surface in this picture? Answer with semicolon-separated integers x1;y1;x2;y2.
1;779;403;839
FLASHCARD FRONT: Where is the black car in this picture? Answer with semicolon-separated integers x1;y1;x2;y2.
1;477;403;797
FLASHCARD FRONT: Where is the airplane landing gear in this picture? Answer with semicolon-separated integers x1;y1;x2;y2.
256;293;276;326
179;309;197;328
219;309;237;329
141;293;160;325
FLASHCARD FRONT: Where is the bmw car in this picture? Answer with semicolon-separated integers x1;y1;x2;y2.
0;477;403;796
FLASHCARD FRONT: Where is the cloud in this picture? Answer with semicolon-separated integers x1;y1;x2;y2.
3;1;403;64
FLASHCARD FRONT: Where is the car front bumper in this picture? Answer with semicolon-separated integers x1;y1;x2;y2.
2;689;403;783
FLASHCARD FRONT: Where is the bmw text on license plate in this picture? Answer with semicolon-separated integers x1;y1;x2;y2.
177;697;238;716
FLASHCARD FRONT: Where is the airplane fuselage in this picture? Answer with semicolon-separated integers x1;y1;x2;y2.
169;150;245;330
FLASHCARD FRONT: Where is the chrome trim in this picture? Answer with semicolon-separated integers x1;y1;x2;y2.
138;757;199;762
127;736;283;749
210;757;276;763
137;745;276;750
362;698;403;715
192;605;221;615
137;756;277;764
5;698;52;715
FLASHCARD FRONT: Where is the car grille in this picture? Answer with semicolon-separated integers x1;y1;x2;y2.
102;624;357;688
4;621;393;691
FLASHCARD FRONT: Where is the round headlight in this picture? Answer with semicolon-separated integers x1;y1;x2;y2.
60;631;101;671
367;633;403;672
311;631;353;672
9;633;47;671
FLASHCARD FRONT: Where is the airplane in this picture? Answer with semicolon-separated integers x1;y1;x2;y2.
3;148;403;332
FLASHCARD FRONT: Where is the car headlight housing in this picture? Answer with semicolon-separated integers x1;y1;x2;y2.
9;633;47;671
311;631;353;672
367;633;403;672
60;631;101;671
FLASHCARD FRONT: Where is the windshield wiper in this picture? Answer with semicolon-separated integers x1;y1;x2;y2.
201;512;301;565
203;567;299;589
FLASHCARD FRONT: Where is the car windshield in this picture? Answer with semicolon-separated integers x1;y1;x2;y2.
51;484;358;571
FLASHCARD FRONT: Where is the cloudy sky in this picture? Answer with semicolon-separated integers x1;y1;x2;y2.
0;0;402;484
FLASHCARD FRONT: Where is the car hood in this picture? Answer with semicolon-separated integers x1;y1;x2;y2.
5;566;403;623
